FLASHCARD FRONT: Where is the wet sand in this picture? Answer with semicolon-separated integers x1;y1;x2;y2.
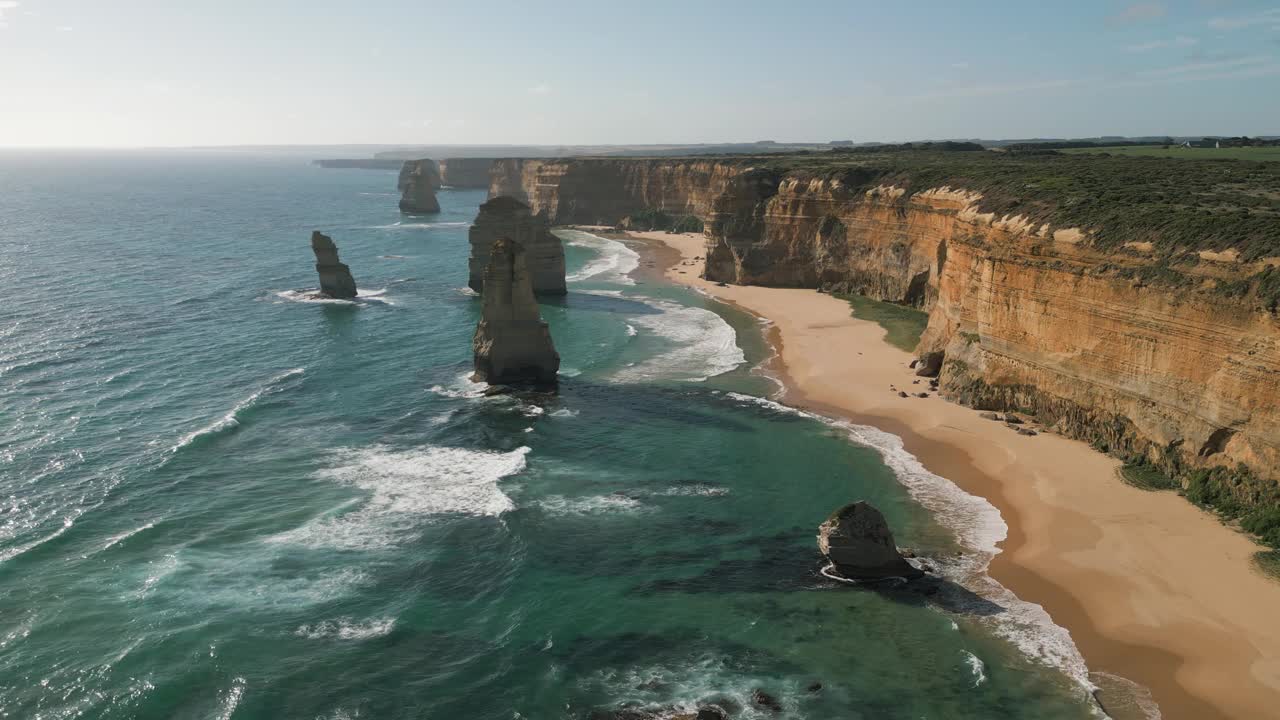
631;228;1280;720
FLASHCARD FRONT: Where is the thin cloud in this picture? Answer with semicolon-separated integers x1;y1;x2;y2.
1136;54;1272;77
1109;2;1167;25
1126;35;1198;52
906;77;1083;101
950;62;971;69
1209;8;1280;30
527;84;551;95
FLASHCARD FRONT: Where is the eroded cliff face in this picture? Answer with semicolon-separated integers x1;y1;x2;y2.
489;157;1280;504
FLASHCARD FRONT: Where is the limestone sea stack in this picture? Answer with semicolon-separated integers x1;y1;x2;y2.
472;238;560;388
817;501;923;581
310;231;357;299
398;159;441;214
468;196;567;295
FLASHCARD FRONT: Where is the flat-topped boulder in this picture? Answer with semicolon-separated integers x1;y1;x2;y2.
469;196;566;295
818;501;923;581
398;159;441;214
472;238;560;388
310;231;357;299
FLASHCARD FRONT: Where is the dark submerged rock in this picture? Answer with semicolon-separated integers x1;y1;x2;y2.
818;501;924;581
310;231;357;299
751;689;783;713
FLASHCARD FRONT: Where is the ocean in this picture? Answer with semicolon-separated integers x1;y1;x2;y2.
0;151;1101;719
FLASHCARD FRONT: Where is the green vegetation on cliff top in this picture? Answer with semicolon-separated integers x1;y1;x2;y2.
749;149;1280;261
605;148;1280;262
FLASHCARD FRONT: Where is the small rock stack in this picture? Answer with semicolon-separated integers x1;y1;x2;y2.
817;501;923;581
310;231;357;299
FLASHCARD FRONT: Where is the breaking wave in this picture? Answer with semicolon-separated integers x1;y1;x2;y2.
170;368;305;453
560;230;639;285
273;288;395;306
538;493;646;516
295;617;396;641
268;445;529;550
613;300;744;383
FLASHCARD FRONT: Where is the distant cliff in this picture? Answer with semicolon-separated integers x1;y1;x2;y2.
314;159;405;170
439;158;494;188
489;154;1280;518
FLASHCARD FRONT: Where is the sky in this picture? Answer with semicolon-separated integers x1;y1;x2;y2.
1;0;1278;147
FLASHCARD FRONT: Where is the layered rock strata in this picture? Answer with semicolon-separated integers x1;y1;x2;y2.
472;238;560;388
310;231;357;299
398;159;441;214
818;501;923;581
469;196;566;295
490;157;1280;508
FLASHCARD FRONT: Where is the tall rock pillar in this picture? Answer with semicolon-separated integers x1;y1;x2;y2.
310;231;358;299
472;238;560;388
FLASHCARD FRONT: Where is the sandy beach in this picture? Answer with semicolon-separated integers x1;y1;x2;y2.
631;229;1280;720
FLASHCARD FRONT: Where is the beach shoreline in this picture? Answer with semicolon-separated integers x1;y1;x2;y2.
618;227;1280;720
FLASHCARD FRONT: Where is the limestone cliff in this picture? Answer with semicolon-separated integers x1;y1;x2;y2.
473;238;560;388
469;196;566;295
398;159;441;214
310;231;357;299
439;158;494;188
489;156;1280;510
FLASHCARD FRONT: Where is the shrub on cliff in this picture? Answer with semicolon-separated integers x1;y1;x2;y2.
1242;509;1280;548
670;215;703;234
625;208;673;231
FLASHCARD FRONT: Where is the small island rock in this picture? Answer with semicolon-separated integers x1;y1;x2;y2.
818;501;924;581
398;159;441;214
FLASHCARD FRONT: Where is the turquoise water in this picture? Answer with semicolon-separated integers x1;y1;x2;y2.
0;152;1099;719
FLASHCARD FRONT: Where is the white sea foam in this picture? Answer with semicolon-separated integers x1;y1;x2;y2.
170;368;305;453
429;372;489;399
0;510;82;564
216;677;246;720
99;521;156;553
654;484;729;497
964;651;988;686
613;300;744;383
295;617;396;640
368;221;471;230
589;656;799;718
625;323;638;337
455;286;480;297
724;392;1096;695
549;408;579;419
560;230;640;285
539;493;646;516
269;445;528;550
274;288;395;306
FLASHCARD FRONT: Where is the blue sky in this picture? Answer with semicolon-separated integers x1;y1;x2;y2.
1;0;1278;147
